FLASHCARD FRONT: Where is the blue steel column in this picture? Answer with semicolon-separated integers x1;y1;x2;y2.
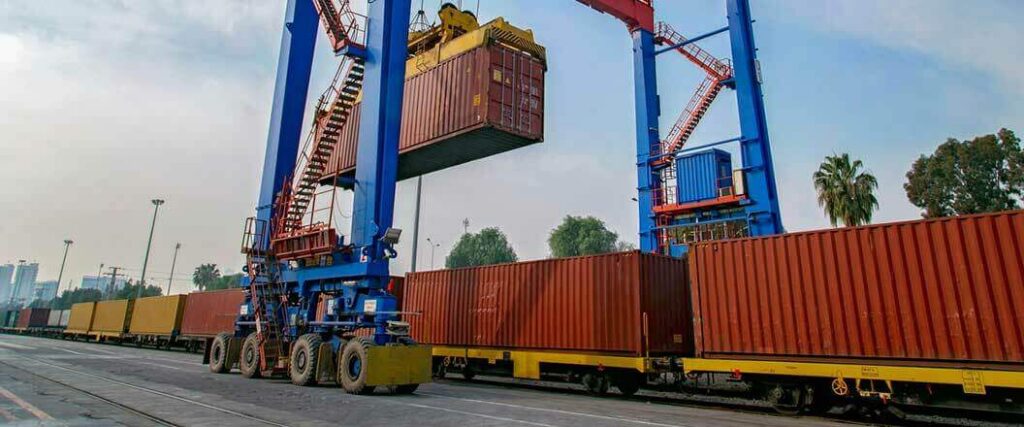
727;0;784;236
632;29;660;253
256;0;319;248
350;0;412;282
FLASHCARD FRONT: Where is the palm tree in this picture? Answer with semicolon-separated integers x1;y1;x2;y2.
813;153;879;227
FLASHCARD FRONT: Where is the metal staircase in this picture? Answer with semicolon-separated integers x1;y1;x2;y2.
312;0;367;53
241;218;289;373
278;57;365;237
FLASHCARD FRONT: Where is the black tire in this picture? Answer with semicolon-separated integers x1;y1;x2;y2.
239;333;262;379
582;372;610;396
290;334;322;386
339;337;375;395
613;372;642;397
209;333;231;374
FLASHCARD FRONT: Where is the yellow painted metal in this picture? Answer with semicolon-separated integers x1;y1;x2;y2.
65;302;96;334
431;346;649;380
365;345;433;387
128;295;187;336
90;299;133;334
681;358;1024;395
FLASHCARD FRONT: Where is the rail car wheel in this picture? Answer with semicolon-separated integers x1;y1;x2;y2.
582;372;610;396
209;333;231;373
766;383;807;415
461;366;476;381
290;334;322;386
394;384;419;394
612;372;642;397
239;333;262;379
339;337;375;395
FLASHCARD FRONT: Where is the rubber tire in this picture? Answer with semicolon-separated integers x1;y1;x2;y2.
239;333;263;379
339;337;375;395
208;333;231;373
289;334;322;386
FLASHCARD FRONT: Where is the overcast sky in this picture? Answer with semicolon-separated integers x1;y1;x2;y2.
1;0;1021;294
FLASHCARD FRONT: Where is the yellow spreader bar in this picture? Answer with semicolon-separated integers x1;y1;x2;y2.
431;346;649;380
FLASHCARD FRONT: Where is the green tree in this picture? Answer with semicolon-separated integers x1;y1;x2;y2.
114;279;163;299
49;288;103;310
445;228;518;269
548;215;620;257
813;153;879;227
193;263;221;291
207;273;244;291
905;129;1023;218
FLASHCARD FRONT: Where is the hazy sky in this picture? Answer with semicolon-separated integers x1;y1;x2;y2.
1;0;1020;294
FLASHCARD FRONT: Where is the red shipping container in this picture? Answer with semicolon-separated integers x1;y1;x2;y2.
404;252;692;356
17;308;50;329
180;289;245;338
323;43;545;183
690;211;1024;367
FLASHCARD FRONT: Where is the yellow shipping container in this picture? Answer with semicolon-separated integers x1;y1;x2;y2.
90;299;133;334
129;295;187;336
65;302;96;333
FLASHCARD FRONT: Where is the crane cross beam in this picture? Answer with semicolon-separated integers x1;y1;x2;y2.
575;0;655;32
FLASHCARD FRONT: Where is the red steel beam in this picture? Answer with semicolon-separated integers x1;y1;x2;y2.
575;0;655;32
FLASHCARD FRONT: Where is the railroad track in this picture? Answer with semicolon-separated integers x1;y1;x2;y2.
0;354;290;427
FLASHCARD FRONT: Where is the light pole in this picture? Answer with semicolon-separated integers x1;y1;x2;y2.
167;243;181;296
95;262;104;291
410;176;423;272
56;239;73;298
426;238;440;270
139;199;165;298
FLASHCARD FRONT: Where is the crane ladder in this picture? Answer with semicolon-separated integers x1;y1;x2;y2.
242;218;290;373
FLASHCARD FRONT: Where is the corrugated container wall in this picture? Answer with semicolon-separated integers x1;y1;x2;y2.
46;309;69;328
17;308;50;328
66;302;96;332
0;310;17;328
676;149;732;204
404;252;692;356
690;211;1024;367
324;44;545;183
129;295;187;336
90;299;133;334
180;289;245;338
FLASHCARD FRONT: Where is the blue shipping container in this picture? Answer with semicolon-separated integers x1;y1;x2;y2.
676;149;732;204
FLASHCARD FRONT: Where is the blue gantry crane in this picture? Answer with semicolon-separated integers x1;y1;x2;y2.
218;0;782;396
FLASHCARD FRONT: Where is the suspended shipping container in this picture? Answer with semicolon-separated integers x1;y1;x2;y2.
66;302;96;333
17;308;50;329
90;299;133;335
404;251;692;356
323;18;546;184
689;210;1024;368
180;288;245;338
129;295;187;336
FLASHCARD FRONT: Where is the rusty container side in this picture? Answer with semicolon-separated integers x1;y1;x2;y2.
129;295;188;336
90;299;133;334
17;308;50;328
405;252;692;356
325;44;545;183
180;288;245;338
691;210;1024;366
66;302;96;332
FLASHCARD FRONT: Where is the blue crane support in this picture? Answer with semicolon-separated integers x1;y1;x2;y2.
576;0;784;254
235;0;429;395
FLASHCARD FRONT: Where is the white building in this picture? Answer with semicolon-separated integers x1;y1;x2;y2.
80;275;127;293
33;280;59;301
0;264;13;302
11;262;39;304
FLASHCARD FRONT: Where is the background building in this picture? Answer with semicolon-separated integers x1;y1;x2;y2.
0;264;14;302
33;280;59;302
80;275;127;293
11;262;39;305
